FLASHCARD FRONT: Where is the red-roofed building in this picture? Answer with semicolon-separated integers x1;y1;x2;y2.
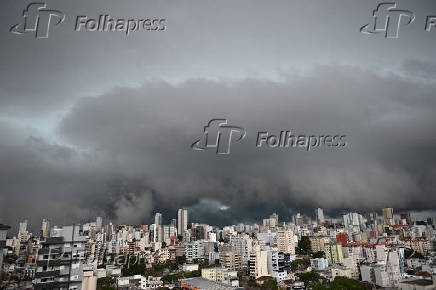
336;232;347;246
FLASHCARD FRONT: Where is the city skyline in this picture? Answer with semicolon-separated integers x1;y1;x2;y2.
4;206;435;236
1;206;435;289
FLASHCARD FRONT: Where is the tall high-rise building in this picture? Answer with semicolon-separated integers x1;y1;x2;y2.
34;225;87;289
18;220;28;234
178;208;188;236
294;213;312;226
154;213;163;242
310;236;330;252
41;219;50;238
382;208;394;225
96;217;103;231
249;245;269;279
400;213;412;225
315;208;325;224
270;213;279;227
0;224;11;277
230;235;253;264
267;250;292;276
219;250;242;271
367;212;378;226
155;212;162;227
324;242;344;265
276;228;295;254
343;212;363;227
185;240;205;262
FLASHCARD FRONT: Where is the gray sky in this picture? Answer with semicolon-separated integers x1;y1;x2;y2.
1;0;436;229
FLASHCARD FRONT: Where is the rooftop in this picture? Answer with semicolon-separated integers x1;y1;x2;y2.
400;279;433;286
0;224;11;231
180;277;242;290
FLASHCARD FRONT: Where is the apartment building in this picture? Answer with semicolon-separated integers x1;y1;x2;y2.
34;225;87;290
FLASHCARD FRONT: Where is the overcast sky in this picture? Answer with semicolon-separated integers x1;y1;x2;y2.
1;0;436;230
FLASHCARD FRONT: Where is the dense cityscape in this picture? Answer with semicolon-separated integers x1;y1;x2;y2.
0;207;435;289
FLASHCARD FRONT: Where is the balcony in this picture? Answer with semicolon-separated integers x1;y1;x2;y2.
36;260;71;267
34;281;69;289
43;237;64;244
35;270;60;278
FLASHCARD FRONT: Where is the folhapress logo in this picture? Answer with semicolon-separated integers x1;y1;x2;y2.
10;2;167;39
192;119;348;155
10;2;65;39
191;119;246;155
361;2;414;38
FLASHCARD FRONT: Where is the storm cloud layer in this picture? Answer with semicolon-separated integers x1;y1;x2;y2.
1;64;436;228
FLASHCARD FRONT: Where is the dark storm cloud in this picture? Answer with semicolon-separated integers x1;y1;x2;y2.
56;65;436;222
0;124;157;229
1;64;436;229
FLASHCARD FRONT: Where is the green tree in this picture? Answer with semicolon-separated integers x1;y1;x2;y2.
298;271;320;288
312;276;369;290
184;270;201;278
161;272;183;283
97;277;116;290
176;255;186;265
169;262;179;271
291;258;310;271
404;248;424;259
329;276;369;289
297;236;312;255
312;251;325;259
122;259;146;276
406;269;416;275
261;279;278;290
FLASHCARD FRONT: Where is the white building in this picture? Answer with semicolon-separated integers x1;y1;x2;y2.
230;235;253;264
185;241;205;261
267;251;292;282
249;245;269;279
117;275;147;289
183;264;199;272
208;232;217;242
178;208;188;236
154;213;162;243
331;265;353;280
276;228;295;254
310;258;329;270
343;256;359;278
316;208;325;224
